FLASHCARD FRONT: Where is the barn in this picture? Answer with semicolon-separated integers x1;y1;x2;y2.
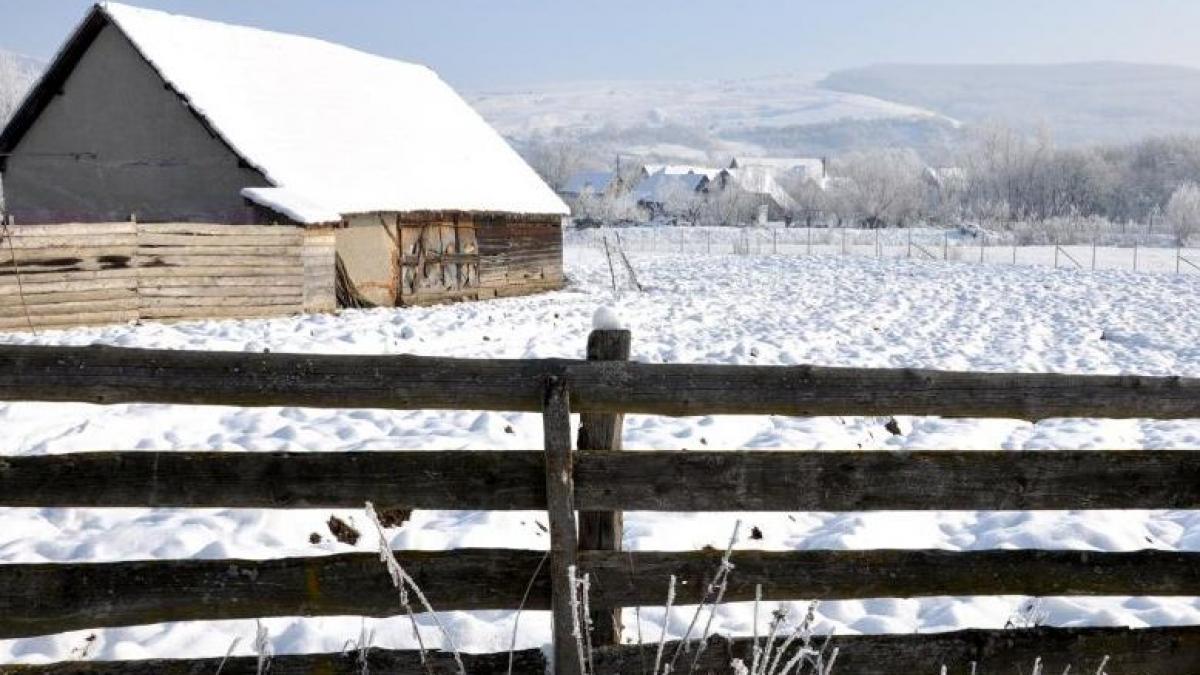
0;3;568;309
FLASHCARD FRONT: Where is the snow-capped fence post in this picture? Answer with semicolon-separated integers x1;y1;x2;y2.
577;329;632;647
542;374;584;675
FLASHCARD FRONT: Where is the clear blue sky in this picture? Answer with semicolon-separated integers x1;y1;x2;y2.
2;1;1199;89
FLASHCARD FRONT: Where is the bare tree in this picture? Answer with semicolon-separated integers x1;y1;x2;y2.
573;187;645;226
830;149;925;228
698;185;755;227
0;51;37;126
656;179;705;224
522;136;589;193
1167;182;1200;246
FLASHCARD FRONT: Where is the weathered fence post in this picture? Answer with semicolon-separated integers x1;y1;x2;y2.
577;329;632;647
543;375;583;675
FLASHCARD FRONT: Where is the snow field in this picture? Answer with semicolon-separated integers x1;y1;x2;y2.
2;246;1200;663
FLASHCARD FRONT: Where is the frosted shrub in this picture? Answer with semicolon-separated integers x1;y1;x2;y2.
1167;183;1200;246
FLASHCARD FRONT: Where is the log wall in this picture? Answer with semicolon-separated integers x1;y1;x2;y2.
0;222;335;330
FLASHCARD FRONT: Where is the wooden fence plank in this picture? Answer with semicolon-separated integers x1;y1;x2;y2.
4;548;1200;640
0;649;546;674
5;626;1196;675
2;450;1199;512
543;375;583;675
591;626;1200;675
577;329;631;647
0;344;1198;420
0;452;547;510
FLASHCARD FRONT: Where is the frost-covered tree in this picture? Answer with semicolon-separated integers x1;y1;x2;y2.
830;148;925;228
698;185;755;227
656;179;705;224
1167;183;1200;246
573;187;645;226
0;50;37;126
521;136;588;193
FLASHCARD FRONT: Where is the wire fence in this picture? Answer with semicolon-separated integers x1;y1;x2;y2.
565;226;1200;275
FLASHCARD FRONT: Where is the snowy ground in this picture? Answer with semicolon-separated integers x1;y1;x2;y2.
3;247;1200;664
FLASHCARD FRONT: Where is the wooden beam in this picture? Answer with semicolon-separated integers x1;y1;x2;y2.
0;344;1197;420
591;626;1200;675
2;451;1199;512
1;627;1195;675
542;375;583;675
4;549;1200;640
0;649;546;674
577;329;631;647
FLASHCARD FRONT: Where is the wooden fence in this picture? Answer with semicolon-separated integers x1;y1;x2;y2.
0;221;335;331
1;334;1199;673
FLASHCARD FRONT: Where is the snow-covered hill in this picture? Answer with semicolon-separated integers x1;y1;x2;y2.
822;62;1200;146
468;74;962;161
470;73;950;138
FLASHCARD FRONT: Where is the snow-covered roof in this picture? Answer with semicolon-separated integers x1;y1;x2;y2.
729;157;825;180
91;3;568;222
561;171;616;196
642;164;722;180
630;171;708;203
718;167;799;211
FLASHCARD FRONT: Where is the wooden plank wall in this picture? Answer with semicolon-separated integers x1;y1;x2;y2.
0;223;335;331
390;213;563;307
476;217;564;299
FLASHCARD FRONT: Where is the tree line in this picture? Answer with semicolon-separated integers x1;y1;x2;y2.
524;124;1200;245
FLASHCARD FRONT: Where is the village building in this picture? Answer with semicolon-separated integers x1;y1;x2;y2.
709;166;799;222
0;3;568;309
559;171;619;201
629;170;710;218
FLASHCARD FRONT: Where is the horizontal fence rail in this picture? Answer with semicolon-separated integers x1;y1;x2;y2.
1;627;1196;675
3;335;1200;673
4;548;1200;640
3;450;1200;511
0;649;542;674
2;344;1200;420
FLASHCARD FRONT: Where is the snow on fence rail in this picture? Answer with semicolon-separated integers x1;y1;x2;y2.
566;226;1200;275
1;332;1200;674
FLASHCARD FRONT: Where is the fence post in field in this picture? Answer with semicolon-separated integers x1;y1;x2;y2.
577;329;632;646
807;226;813;255
1134;241;1139;272
1054;240;1060;269
773;228;778;254
1178;247;1182;275
1092;235;1098;270
875;228;881;258
980;235;985;263
841;228;847;255
943;233;949;260
543;375;583;675
907;229;912;259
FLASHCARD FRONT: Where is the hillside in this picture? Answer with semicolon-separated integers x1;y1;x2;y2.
468;74;962;163
820;62;1200;145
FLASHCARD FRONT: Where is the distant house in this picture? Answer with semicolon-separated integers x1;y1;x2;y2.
0;3;568;308
629;170;709;218
640;164;723;181
559;171;618;200
710;167;799;221
729;156;828;187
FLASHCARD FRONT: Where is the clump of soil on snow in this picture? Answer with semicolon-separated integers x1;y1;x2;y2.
327;515;361;545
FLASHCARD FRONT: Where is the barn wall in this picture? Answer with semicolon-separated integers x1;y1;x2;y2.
335;219;397;307
0;223;334;331
335;212;563;308
2;23;270;224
